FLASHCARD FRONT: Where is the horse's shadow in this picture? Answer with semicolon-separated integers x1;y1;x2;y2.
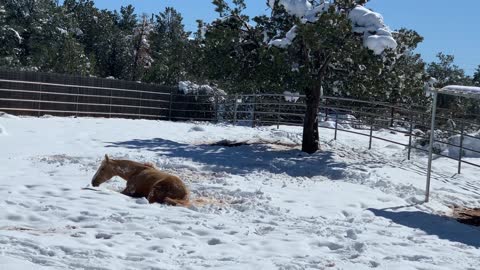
105;138;346;179
369;208;480;248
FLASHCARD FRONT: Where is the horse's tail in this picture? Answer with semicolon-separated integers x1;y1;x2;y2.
164;197;190;207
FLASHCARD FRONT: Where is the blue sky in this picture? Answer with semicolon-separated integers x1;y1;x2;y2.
88;0;479;75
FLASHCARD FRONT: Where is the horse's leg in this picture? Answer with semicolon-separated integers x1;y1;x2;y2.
121;185;144;198
147;185;170;204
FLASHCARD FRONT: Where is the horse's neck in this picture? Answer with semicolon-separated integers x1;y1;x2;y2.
112;160;146;181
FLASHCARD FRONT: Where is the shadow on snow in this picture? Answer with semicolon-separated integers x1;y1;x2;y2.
105;138;346;179
369;208;480;248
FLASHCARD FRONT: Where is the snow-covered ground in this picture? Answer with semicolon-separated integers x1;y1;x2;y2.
0;115;479;270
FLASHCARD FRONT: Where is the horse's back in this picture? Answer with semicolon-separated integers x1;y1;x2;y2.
128;168;188;200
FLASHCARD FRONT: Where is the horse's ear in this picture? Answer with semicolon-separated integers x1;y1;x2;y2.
104;154;110;163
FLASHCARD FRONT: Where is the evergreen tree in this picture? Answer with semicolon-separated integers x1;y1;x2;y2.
473;65;480;86
204;0;400;153
266;0;398;153
144;7;190;85
0;3;22;67
130;14;154;81
54;34;90;75
426;53;470;111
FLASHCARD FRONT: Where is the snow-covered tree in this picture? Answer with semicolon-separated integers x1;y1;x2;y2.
130;14;154;81
0;3;22;67
266;0;398;153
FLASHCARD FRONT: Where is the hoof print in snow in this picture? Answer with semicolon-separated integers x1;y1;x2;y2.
207;238;222;245
95;233;113;240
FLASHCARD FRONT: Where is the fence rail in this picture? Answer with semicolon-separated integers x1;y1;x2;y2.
1;71;479;176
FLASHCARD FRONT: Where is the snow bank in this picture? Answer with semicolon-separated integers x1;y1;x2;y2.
0;111;20;119
449;131;480;158
0;124;7;135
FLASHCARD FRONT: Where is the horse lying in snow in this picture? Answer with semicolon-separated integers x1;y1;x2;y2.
91;155;189;206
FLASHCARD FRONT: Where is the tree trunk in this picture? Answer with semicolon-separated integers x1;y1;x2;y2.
302;83;322;154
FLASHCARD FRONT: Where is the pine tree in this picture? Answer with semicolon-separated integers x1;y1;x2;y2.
204;0;399;153
473;65;480;86
144;7;190;85
267;0;398;153
0;3;22;67
130;14;154;81
54;34;90;75
427;53;470;111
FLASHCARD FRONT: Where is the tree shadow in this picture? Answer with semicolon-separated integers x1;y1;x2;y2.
369;208;480;248
105;138;347;178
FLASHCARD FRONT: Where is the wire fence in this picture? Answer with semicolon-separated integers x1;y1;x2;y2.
1;70;479;175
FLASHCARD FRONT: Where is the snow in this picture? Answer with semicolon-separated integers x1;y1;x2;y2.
348;5;397;55
0;123;6;135
8;28;22;43
269;25;297;48
269;2;397;55
56;27;68;35
283;91;300;102
178;81;226;96
440;85;480;99
0;116;479;269
271;0;312;18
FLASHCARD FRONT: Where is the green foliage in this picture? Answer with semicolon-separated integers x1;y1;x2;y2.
143;7;191;85
473;66;480;86
427;53;475;114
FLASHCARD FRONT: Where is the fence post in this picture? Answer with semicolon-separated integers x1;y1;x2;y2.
458;121;465;174
407;113;414;160
390;107;395;127
252;94;256;128
138;91;142;119
214;95;219;123
233;94;238;126
277;96;281;129
369;118;374;150
75;87;80;117
334;110;338;140
168;90;173;121
37;84;42;117
108;81;113;118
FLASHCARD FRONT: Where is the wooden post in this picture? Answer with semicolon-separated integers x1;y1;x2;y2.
369;118;374;150
334;110;338;140
233;94;238;126
277;96;281;129
407;113;414;160
458;121;465;174
168;89;173;121
252;94;257;128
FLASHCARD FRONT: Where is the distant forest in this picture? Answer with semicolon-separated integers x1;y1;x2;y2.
1;0;479;108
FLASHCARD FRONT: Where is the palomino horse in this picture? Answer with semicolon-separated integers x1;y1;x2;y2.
91;155;189;206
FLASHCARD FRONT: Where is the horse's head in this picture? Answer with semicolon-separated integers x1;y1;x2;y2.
91;155;116;187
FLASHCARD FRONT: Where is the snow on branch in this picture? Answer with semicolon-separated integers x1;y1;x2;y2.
268;0;397;55
439;85;480;100
348;5;397;55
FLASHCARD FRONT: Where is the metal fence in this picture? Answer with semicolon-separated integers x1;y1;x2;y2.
174;93;480;174
1;71;479;175
0;70;175;119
